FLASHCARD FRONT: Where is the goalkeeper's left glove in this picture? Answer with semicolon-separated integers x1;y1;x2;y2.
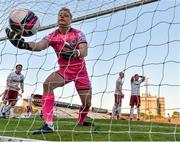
60;42;80;60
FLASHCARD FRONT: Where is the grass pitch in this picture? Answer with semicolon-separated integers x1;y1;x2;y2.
0;117;180;141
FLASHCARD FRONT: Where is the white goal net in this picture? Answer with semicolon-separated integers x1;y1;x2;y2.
0;0;180;141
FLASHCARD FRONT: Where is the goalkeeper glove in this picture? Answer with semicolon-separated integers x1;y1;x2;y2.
60;42;80;60
5;28;32;51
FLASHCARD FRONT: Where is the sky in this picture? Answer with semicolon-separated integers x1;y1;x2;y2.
0;0;180;116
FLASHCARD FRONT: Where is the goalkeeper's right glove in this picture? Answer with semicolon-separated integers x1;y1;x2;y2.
5;28;32;51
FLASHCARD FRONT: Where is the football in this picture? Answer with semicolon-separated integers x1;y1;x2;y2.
9;9;40;37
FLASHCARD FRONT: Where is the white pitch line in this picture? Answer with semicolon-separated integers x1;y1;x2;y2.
0;136;48;142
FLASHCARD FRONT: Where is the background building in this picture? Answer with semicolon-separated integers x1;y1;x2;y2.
141;93;165;117
141;78;165;117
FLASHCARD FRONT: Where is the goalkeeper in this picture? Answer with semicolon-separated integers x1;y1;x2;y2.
6;7;92;134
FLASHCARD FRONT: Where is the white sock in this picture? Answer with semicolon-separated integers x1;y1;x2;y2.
0;104;5;114
112;105;117;116
10;107;15;117
137;108;140;119
2;104;12;114
130;108;134;119
46;121;54;129
118;106;121;117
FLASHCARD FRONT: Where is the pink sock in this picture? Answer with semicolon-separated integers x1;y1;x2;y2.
77;107;89;125
42;93;55;122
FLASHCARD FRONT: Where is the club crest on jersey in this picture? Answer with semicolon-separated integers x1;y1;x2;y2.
70;39;77;47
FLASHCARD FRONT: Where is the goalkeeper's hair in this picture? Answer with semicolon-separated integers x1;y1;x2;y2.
59;7;72;19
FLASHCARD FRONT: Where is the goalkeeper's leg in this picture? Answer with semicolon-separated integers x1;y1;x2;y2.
77;89;93;126
75;70;93;126
32;72;65;135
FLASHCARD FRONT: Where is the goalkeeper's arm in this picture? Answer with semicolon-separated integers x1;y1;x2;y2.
5;28;49;51
77;43;88;58
69;42;88;58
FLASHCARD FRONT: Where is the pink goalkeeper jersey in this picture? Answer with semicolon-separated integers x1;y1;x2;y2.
44;28;87;67
44;28;91;90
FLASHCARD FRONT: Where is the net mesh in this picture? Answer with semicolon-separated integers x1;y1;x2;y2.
0;0;180;141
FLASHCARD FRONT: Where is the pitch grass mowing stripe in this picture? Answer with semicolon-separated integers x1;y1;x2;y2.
0;118;180;141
